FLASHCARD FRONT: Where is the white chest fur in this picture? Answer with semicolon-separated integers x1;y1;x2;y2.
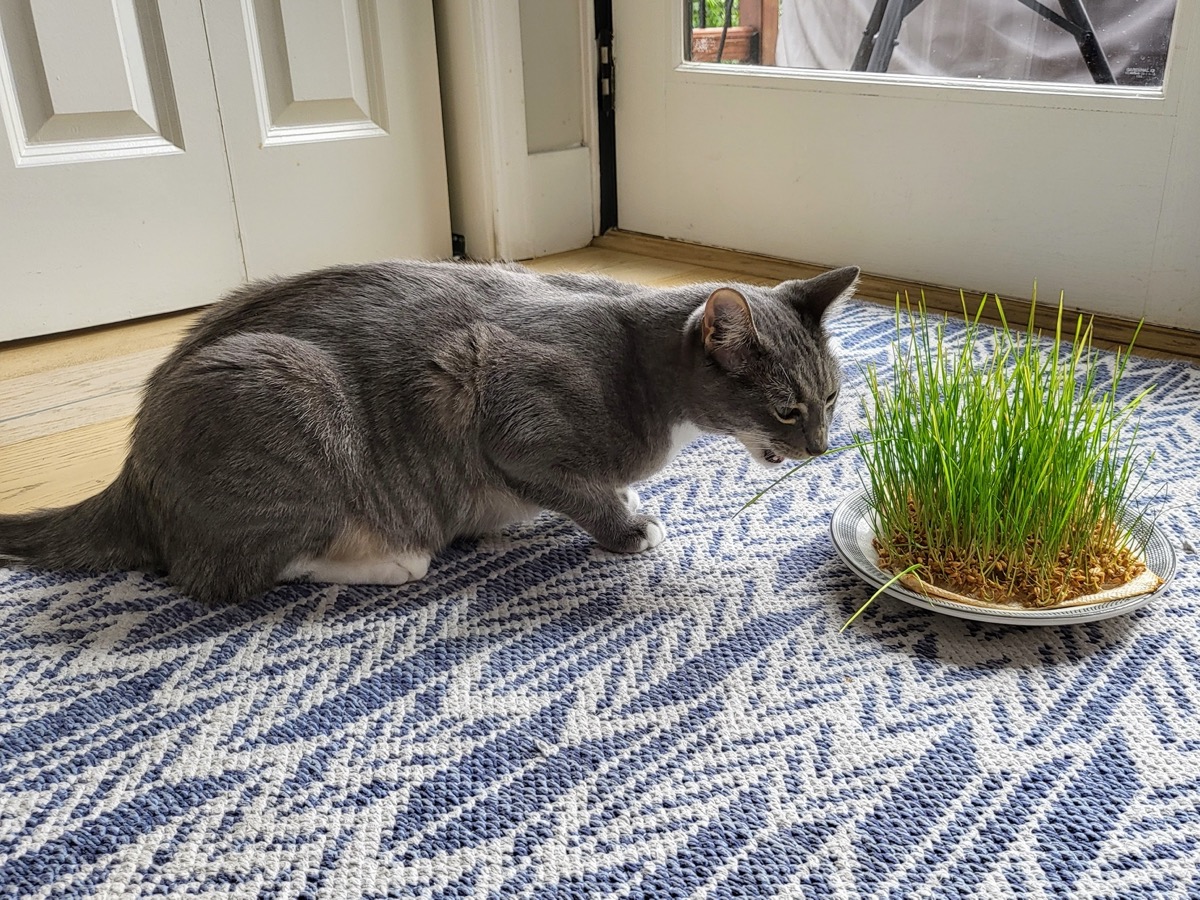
664;421;701;464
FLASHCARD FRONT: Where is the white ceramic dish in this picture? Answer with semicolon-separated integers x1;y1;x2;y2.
830;488;1178;626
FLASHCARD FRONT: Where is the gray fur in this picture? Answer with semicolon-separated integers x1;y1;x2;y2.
0;259;857;604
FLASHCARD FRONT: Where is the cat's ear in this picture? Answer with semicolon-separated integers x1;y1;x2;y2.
702;288;757;371
777;266;860;322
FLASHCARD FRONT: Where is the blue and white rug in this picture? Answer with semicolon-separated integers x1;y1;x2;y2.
2;300;1199;898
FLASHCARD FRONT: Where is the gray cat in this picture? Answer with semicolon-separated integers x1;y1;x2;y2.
0;259;857;604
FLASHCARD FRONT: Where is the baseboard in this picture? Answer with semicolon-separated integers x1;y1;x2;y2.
592;230;1200;364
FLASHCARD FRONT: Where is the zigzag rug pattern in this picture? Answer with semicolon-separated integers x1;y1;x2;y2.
2;300;1198;898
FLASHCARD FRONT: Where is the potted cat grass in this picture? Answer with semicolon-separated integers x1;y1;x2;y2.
828;292;1177;628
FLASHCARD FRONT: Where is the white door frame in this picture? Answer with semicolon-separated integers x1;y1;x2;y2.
437;0;599;260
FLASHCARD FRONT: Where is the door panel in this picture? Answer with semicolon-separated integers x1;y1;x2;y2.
202;0;451;278
245;0;386;142
4;0;183;162
0;0;244;340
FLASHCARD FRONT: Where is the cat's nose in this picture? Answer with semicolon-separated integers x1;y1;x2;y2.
806;441;828;457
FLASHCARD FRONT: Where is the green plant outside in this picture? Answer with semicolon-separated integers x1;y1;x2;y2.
691;0;740;30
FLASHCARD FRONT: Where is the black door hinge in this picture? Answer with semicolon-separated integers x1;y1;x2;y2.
452;233;466;258
598;30;615;114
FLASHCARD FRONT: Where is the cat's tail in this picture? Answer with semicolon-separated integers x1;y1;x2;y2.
0;467;159;573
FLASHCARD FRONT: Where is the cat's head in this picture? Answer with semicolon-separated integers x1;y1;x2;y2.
689;266;858;467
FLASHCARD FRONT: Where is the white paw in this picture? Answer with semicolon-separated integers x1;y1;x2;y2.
280;551;432;586
619;486;642;513
360;561;416;585
394;551;431;582
635;517;666;552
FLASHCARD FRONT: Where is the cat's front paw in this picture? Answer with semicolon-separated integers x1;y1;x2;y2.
602;514;666;553
635;516;666;551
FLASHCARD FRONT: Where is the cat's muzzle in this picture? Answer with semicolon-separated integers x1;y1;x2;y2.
736;432;806;468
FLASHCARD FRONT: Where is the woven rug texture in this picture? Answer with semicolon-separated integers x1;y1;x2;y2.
2;300;1199;899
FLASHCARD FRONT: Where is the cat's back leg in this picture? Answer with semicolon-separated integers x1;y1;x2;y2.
279;523;432;586
136;332;388;603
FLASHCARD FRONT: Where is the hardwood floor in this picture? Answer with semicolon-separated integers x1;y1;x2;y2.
0;248;757;515
1;245;1192;515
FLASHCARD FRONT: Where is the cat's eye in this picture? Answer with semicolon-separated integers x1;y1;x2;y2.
825;390;839;407
771;406;799;425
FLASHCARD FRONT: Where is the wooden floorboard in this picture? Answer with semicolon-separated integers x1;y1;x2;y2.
0;347;170;445
0;309;200;380
0;416;134;513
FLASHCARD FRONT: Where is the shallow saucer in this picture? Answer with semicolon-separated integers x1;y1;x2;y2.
829;488;1178;626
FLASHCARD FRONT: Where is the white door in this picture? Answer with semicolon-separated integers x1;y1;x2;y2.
614;2;1200;331
201;0;450;278
0;1;244;340
0;0;451;342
